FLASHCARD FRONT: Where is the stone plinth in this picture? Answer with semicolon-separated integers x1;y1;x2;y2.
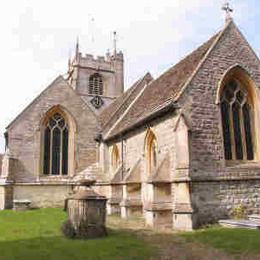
64;180;107;239
13;199;31;211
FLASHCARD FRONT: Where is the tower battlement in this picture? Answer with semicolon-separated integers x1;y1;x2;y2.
71;51;123;72
67;43;124;107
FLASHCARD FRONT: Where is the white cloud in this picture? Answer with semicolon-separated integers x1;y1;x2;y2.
0;0;257;152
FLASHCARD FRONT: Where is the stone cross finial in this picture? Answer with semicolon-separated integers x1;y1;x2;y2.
222;2;233;23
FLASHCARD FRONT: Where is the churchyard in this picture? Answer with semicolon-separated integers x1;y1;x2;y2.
0;208;259;259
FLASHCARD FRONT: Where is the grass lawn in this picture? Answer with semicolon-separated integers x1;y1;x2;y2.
0;208;260;259
0;208;153;260
181;226;260;255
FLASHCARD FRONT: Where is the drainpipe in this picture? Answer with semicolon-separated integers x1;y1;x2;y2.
4;132;8;151
121;136;124;181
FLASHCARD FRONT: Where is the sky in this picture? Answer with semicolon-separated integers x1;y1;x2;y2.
0;0;259;152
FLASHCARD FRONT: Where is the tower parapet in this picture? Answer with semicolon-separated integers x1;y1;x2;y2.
67;49;124;100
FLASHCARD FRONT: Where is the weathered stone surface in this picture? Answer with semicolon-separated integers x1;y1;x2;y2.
219;219;260;229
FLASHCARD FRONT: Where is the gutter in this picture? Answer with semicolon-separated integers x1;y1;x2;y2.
104;100;179;142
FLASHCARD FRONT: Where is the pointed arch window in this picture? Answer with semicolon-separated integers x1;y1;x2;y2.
145;130;158;174
89;73;103;95
221;80;254;161
43;112;69;175
111;145;120;171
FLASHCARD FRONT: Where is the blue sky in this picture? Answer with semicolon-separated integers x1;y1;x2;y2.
0;0;259;152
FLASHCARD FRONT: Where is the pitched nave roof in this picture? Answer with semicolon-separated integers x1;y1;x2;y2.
102;27;223;140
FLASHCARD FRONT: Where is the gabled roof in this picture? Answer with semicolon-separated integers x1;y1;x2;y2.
6;76;98;130
99;72;153;133
104;23;228;140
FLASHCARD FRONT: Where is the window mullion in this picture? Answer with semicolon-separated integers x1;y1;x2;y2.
239;105;247;160
229;103;236;160
50;127;54;175
60;129;63;176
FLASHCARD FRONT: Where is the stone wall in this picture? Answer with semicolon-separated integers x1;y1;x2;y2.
178;22;260;227
7;77;99;182
106;112;177;185
192;180;260;227
0;185;13;210
69;52;124;98
179;22;260;178
13;184;73;208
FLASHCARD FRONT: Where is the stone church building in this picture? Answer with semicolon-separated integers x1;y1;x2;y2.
1;18;260;230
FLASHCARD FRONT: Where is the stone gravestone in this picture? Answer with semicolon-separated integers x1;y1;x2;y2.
63;179;107;239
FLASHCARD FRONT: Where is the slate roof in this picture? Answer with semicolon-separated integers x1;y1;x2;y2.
99;72;153;133
103;29;222;140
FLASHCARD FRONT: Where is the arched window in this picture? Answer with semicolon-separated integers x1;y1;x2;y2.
43;112;69;175
221;80;254;161
89;73;103;95
145;130;158;174
111;145;120;171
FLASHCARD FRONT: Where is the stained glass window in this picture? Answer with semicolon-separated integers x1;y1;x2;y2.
43;113;69;175
220;80;254;161
221;101;232;160
89;73;103;95
243;104;254;160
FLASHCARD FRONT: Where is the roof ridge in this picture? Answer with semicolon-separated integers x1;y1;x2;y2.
6;76;64;130
100;74;147;130
104;77;152;139
174;20;232;101
101;72;152;132
105;22;232;140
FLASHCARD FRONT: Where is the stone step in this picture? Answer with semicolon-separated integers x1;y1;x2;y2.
219;219;260;230
248;215;260;221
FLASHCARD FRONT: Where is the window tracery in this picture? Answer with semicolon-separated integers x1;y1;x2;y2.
221;80;254;161
43;112;69;175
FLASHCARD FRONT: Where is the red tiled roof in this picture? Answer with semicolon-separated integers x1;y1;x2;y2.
105;31;221;140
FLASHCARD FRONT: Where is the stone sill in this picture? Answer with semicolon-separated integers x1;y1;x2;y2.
12;181;76;186
120;199;142;207
191;175;260;182
144;202;172;211
108;198;121;205
225;161;260;169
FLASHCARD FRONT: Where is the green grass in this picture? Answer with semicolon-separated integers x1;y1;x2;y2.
1;209;260;259
181;226;260;255
0;208;153;260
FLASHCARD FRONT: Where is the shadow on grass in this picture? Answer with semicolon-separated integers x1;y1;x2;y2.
0;228;153;260
181;227;260;256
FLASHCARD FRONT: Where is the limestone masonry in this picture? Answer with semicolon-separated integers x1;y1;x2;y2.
1;19;260;230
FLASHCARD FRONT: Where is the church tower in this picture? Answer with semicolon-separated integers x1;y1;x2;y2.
67;39;124;112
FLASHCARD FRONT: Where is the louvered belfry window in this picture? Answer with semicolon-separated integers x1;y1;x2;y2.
221;80;254;161
89;73;103;95
43;113;69;175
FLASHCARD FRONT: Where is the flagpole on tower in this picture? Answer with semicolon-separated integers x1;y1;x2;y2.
113;31;117;55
